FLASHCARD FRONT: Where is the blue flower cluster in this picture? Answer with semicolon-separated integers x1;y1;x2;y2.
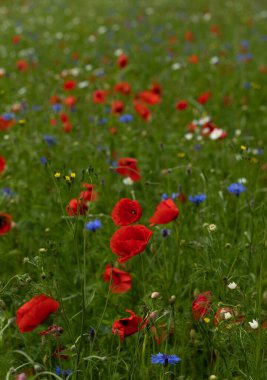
85;219;102;232
151;353;181;366
188;194;207;205
227;183;246;196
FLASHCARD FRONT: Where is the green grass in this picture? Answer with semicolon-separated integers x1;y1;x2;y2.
0;0;267;379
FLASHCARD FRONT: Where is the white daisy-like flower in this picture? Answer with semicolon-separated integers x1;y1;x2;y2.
171;62;181;70
238;178;247;184
114;48;124;57
249;319;259;329
210;128;224;140
224;312;232;320
98;26;107;35
123;177;134;186
185;133;193;140
210;56;219;65
228;282;237;290
88;35;96;42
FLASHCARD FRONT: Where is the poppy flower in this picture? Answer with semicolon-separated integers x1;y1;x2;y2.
79;183;98;202
117;54;128;69
50;95;61;105
133;101;151;122
188;55;199;64
110;224;153;263
16;59;28;71
93;90;108;104
0;116;15;131
176;100;188;111
114;82;131;95
64;96;77;108
149;199;179;226
192;291;212;320
39;324;64;337
150;82;162;95
12;35;21;44
198;91;211;104
103;264;132;293
0;212;12;235
111;100;124;114
0;156;6;174
16;294;60;333
112;309;144;342
184;30;194;42
63;80;76;91
138;91;161;105
116;157;141;182
111;198;142;226
66;199;88;216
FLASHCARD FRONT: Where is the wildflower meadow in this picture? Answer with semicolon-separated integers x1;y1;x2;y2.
1;0;267;379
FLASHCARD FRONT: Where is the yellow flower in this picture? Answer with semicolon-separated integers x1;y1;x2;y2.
70;172;76;179
19;119;26;125
204;318;210;324
65;175;71;182
240;145;247;151
54;172;61;179
177;152;185;158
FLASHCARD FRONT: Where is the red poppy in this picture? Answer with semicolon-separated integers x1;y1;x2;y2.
39;324;64;337
188;55;199;64
12;35;21;44
176;100;188;111
150;82;162;95
184;30;194;42
64;96;77;108
103;264;132;293
114;82;131;95
66;199;88;216
0;213;12;235
60;113;69;123
111;198;142;226
16;59;28;71
198;91;211;104
79;183;98;202
110;225;153;263
112;309;144;342
149;199;179;226
93;90;108;104
0;156;6;174
133;101;151;122
0;117;15;131
16;294;60;333
63;80;76;91
117;54;128;69
192;291;212;320
50;95;61;104
63;122;72;133
111;100;124;114
138;91;161;105
116;157;141;182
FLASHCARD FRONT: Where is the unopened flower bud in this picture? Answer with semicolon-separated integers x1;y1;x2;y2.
151;292;160;299
169;295;176;304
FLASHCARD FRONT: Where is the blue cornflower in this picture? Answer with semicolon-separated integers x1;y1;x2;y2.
161;229;172;238
151;353;181;367
40;157;47;165
161;193;169;200
85;219;102;232
52;103;62;112
1;187;14;197
227;183;246;196
55;366;72;376
43;135;56;147
188;194;207;205
2;113;15;121
119;114;133;123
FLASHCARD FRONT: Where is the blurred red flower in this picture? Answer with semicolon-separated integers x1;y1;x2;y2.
79;183;98;202
150;82;162;95
114;82;131;95
111;198;142;226
116;157;141;182
111;100;124;114
112;309;145;342
16;59;28;71
176;100;188;111
12;35;21;44
0;156;6;174
192;291;212;320
198;91;211;104
134;101;151;121
0;117;15;131
117;54;128;69
103;264;132;293
66;199;88;216
110;225;153;263
149;199;179;226
63;80;76;91
16;294;60;333
93;90;108;104
64;96;77;108
138;91;161;105
0;213;12;235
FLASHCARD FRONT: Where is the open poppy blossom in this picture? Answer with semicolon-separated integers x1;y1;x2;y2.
150;82;162;95
0;116;16;131
111;198;142;226
103;264;132;293
66;199;88;216
149;199;179;226
133;101;151;122
112;309;145;342
198;91;211;104
138;91;161;105
116;157;141;182
63;80;76;91
64;96;77;108
110;224;153;263
79;183;98;202
117;54;128;69
0;156;6;174
111;100;124;114
16;294;60;333
0;212;12;235
192;291;212;320
176;100;188;111
114;82;131;95
93;90;108;104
